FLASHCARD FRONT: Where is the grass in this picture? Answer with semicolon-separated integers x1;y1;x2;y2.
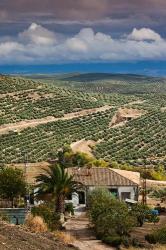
54;231;75;245
25;214;48;233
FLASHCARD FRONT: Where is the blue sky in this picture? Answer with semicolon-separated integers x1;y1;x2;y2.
0;1;166;75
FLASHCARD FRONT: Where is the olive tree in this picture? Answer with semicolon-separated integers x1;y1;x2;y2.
0;167;27;207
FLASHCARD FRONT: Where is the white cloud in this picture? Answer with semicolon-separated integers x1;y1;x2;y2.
0;42;23;56
128;28;162;41
0;23;166;64
19;23;57;45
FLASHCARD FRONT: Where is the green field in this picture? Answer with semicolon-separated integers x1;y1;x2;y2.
0;74;166;167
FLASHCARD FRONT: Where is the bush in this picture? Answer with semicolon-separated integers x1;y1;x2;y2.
31;204;60;231
147;213;160;224
145;226;166;244
0;212;9;222
54;231;75;245
145;234;157;244
65;203;74;215
88;188;112;224
154;227;166;244
131;237;143;247
130;203;150;227
102;235;122;247
0;167;27;207
25;214;48;233
88;188;136;247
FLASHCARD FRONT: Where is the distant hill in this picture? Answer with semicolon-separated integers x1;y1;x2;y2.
27;73;166;95
60;72;165;83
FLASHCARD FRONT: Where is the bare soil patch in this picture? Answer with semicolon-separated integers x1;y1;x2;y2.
124;100;145;106
71;139;96;157
27;92;55;101
161;107;166;112
109;108;144;128
0;105;111;135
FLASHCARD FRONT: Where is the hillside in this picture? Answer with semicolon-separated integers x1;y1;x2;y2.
0;74;166;167
0;220;75;250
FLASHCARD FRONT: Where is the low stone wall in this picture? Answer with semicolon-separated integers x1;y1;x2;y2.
0;208;27;225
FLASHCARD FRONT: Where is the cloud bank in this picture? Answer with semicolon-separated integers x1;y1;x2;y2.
0;24;166;65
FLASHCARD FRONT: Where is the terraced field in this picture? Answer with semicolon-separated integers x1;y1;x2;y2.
0;74;166;168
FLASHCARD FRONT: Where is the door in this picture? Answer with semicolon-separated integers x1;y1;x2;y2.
78;191;85;204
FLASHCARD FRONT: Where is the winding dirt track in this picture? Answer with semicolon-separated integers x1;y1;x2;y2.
0;105;111;135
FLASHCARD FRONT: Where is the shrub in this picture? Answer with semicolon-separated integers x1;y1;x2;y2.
145;234;157;244
102;235;122;247
145;226;166;244
122;236;131;248
131;237;143;247
0;167;27;207
31;204;60;231
88;188;112;224
65;203;74;215
25;214;48;233
130;203;150;227
54;231;75;245
0;212;9;222
154;227;166;244
88;188;136;246
147;213;160;224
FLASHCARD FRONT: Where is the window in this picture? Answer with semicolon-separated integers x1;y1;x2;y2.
109;188;118;198
121;192;131;201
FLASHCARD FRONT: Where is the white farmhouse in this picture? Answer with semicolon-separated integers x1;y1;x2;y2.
66;167;140;207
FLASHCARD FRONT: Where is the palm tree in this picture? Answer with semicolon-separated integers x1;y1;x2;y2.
36;164;81;214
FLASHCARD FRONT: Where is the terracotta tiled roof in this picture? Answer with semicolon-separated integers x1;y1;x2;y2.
111;169;140;185
66;167;139;186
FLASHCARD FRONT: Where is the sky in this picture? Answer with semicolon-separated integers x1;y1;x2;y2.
0;0;166;75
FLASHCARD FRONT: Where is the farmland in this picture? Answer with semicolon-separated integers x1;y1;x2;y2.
0;74;166;168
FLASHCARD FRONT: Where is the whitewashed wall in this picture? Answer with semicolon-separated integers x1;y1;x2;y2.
118;186;135;200
66;186;138;206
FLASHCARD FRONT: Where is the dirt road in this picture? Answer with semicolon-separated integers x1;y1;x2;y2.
65;211;114;250
0;105;111;135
